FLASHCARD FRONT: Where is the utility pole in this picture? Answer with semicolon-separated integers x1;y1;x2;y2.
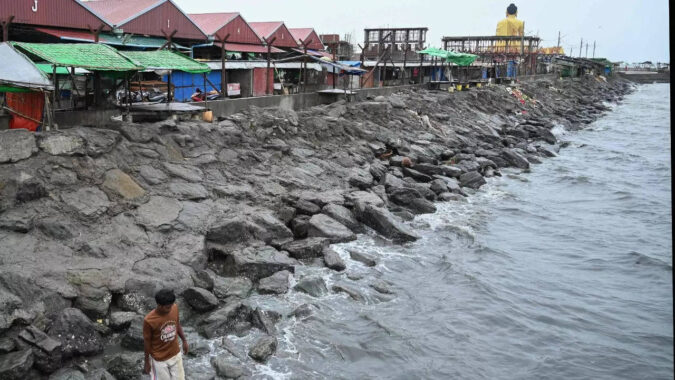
570;46;574;57
585;42;588;58
592;41;596;58
579;38;583;58
557;31;561;49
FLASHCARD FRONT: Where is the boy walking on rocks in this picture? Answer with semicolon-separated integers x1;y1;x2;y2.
143;289;189;379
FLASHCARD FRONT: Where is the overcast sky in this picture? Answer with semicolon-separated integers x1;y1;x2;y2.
177;0;670;63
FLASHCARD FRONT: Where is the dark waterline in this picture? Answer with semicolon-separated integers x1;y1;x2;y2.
190;83;672;379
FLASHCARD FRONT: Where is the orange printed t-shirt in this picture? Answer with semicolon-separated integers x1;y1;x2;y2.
143;304;180;361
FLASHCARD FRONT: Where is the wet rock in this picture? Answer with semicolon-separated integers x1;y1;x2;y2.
439;192;465;202
209;245;296;282
307;214;357;243
120;316;144;351
0;130;37;163
213;276;253;300
211;355;251;379
136;196;182;228
61;187;111;218
248;335;277;363
251;308;281;335
459;171;487;189
289;304;317;319
332;283;365;302
294;277;328;297
323;247;346;271
102;169;145;200
47;308;103;358
292;198;321;215
198;301;253;338
183;287;219;312
281;237;330;259
321;204;362;233
402;167;433;182
257;270;291;295
353;201;419;242
0;349;33;380
131;258;194;293
388;187;437;214
348;249;377;267
39;134;85;156
371;280;394;294
187;339;210;357
191;270;214;290
109;311;137;331
206;212;293;246
369;160;388;181
104;352;144;380
220;337;246;361
18;325;62;373
501;148;530;169
429;179;449;194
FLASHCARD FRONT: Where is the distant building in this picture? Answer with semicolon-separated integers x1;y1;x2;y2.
362;27;427;61
320;34;353;61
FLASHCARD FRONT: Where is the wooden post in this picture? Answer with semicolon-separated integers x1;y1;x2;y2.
419;51;425;84
331;42;337;89
167;71;172;102
217;33;230;96
203;72;208;108
358;43;365;87
300;38;313;93
52;65;58;111
402;44;409;85
88;24;105;106
160;29;178;50
1;16;14;42
262;37;277;95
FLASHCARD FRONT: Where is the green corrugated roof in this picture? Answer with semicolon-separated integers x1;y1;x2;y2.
35;64;89;75
120;50;210;74
12;42;143;71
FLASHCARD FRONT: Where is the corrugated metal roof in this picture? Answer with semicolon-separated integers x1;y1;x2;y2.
34;27;187;49
205;60;323;72
0;0;111;32
188;12;239;36
249;22;283;39
0;43;54;90
289;28;324;50
120;50;210;73
13;42;143;71
216;42;284;54
85;0;163;26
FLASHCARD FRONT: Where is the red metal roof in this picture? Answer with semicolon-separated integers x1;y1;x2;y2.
189;13;262;44
289;28;324;50
249;22;298;48
217;42;284;54
0;0;111;31
84;0;206;40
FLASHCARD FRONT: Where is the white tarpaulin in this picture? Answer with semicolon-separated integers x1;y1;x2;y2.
0;42;54;91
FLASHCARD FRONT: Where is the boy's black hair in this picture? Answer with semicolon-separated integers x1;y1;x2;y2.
155;289;176;306
507;3;518;15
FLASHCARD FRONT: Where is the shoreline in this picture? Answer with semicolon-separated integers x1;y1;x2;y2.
0;75;634;378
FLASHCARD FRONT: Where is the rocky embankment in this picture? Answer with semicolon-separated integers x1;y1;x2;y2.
0;75;632;379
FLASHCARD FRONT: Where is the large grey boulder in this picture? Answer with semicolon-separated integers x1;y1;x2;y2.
281;237;330;259
73;284;112;319
332;283;365;302
109;311;137;331
248;335;277;363
501;148;530;169
459;171;487;189
168;181;208;200
48;368;87;380
207;212;293;247
388;187;437;214
47;308;103;358
18;325;62;373
183;287;219;312
0;129;37;163
348;169;374;189
135;196;182;228
307;214;357;243
198;301;253;338
209;245;296;282
210;355;251;379
250;308;280;335
102;169;145;200
348;249;377;267
38;133;85;156
0;349;33;380
352;200;419;242
120;316;144;351
323;247;346;271
104;352;144;380
321;204;362;233
257;270;291;295
61;187;111;218
213;276;253;299
138;165;167;185
162;162;203;182
294;277;328;297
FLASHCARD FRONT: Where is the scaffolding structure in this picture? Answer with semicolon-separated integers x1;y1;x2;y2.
442;35;541;75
